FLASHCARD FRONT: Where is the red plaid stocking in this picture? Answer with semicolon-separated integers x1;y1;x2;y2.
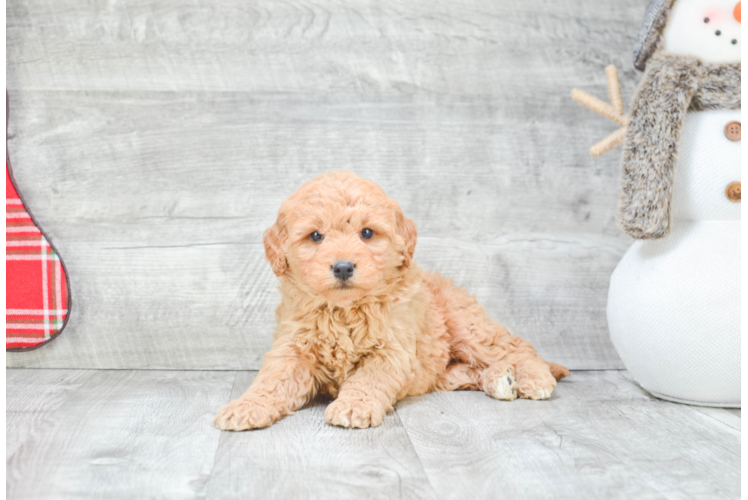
6;149;71;351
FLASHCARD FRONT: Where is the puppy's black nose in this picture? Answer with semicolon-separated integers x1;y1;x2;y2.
333;261;355;281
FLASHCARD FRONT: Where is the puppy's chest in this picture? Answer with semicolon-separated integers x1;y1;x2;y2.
296;310;384;381
315;332;364;377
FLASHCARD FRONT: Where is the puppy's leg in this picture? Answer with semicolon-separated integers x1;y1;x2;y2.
214;346;316;431
481;361;519;401
427;272;565;402
325;349;408;429
548;362;571;382
512;354;557;400
438;363;482;391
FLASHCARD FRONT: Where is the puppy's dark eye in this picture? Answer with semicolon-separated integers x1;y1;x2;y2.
361;228;374;240
310;231;324;242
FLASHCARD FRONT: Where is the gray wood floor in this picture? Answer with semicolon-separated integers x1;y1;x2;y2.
6;369;740;499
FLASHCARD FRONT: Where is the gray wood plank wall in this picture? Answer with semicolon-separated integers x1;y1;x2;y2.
6;0;646;369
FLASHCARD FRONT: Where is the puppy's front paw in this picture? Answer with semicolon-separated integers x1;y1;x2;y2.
213;397;278;431
325;396;385;429
517;369;557;400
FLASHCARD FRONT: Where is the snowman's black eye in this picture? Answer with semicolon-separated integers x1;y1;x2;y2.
715;30;722;36
732;39;738;44
361;228;374;240
310;231;324;242
704;17;710;23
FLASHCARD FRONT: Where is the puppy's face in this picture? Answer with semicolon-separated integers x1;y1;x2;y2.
263;171;417;303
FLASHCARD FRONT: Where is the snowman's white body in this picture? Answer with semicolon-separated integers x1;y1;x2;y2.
606;0;741;407
607;109;741;406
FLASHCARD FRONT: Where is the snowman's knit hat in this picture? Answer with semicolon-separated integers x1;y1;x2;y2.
633;0;676;70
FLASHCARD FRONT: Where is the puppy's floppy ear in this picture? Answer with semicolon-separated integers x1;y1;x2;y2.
263;219;288;276
396;210;418;268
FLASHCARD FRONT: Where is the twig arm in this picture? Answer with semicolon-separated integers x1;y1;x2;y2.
570;65;630;157
590;127;627;157
570;89;629;127
605;65;624;115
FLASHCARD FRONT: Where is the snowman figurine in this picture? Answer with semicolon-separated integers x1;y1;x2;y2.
574;0;741;406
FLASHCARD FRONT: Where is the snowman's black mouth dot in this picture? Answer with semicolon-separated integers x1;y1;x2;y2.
704;17;710;23
732;39;738;44
715;30;722;36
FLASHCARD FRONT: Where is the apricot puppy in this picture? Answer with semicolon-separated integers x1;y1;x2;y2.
214;171;569;430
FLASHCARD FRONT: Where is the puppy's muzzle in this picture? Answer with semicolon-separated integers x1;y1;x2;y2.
332;261;355;281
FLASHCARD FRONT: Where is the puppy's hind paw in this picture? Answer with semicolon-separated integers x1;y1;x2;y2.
483;366;518;401
517;369;557;400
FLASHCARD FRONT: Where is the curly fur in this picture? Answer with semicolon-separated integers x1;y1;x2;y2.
619;52;741;239
214;171;569;430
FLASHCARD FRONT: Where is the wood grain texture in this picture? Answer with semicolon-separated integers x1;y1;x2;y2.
5;0;647;369
7;0;645;93
6;369;97;462
205;371;437;500
688;405;741;431
6;369;236;500
6;369;740;499
396;371;741;499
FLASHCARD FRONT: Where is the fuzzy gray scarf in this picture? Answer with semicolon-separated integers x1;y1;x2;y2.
619;51;741;239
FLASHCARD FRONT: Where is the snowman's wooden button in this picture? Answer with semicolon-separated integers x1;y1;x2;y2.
725;182;748;203
724;121;741;141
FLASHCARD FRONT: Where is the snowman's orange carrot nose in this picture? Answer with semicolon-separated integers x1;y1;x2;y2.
732;2;748;23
